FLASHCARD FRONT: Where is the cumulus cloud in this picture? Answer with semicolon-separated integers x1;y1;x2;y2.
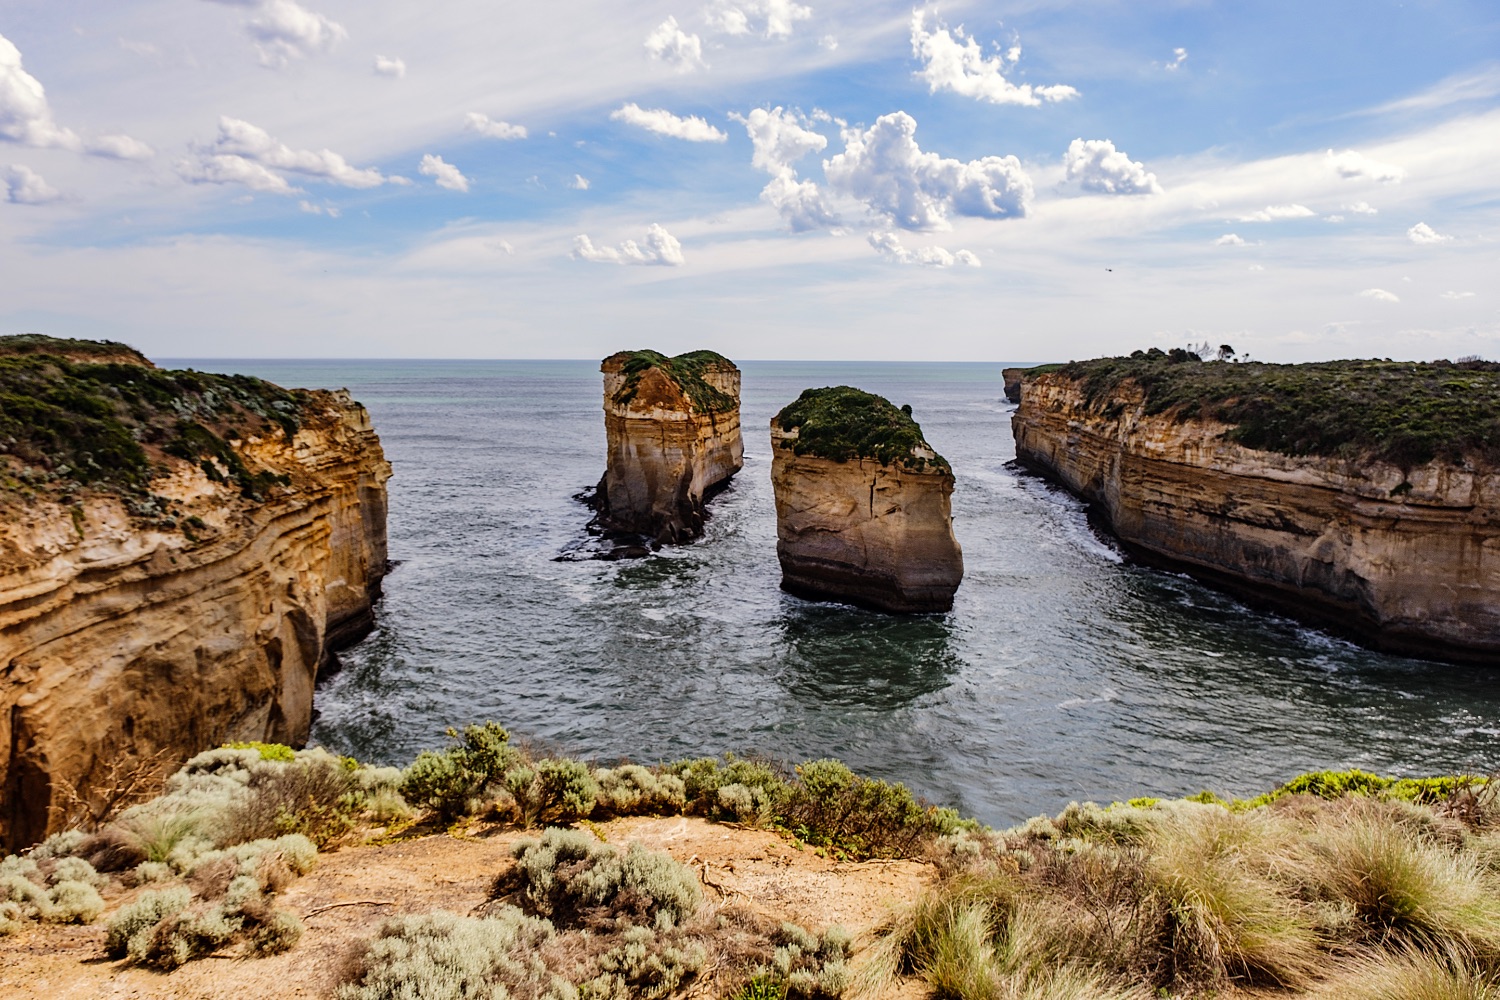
705;0;812;39
464;113;527;140
1360;288;1400;303
2;33;153;159
298;199;339;217
1063;139;1162;195
1215;234;1245;246
1408;221;1451;244
1165;47;1187;70
179;116;393;193
732;106;838;231
572;223;684;266
203;0;347;68
611;103;727;142
645;17;706;72
868;231;979;267
1237;204;1315;222
909;10;1077;107
1442;290;1476;299
1344;201;1378;215
569;174;590;190
373;54;406;78
419;154;469;192
823;110;1032;230
1327;148;1405;184
2;163;61;204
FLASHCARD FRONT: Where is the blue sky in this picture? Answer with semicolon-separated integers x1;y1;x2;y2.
1;0;1497;360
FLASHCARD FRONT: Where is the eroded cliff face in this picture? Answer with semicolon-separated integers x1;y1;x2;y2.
594;352;743;545
1013;373;1500;662
771;423;963;613
0;390;389;850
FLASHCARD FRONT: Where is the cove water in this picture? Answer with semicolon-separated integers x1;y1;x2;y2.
175;359;1500;827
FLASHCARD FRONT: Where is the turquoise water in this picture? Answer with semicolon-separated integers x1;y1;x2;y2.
173;358;1500;826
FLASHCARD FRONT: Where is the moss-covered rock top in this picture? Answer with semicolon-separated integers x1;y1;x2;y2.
0;340;309;502
1056;349;1500;469
774;385;948;471
605;349;738;414
0;334;152;366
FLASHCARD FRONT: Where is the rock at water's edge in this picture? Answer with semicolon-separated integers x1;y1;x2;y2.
770;387;962;613
592;350;743;546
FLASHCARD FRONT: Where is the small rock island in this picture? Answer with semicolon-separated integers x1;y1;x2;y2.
591;349;744;550
771;386;963;612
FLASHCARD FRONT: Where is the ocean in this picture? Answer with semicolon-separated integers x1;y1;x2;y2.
172;358;1500;826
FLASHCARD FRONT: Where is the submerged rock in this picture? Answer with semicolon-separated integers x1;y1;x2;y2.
770;386;963;613
590;350;743;548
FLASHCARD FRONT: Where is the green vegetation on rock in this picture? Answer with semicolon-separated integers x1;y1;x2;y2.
1058;349;1500;469
775;385;948;471
0;335;303;501
610;349;737;414
0;333;150;365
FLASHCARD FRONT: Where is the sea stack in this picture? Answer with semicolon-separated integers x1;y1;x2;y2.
771;386;963;612
593;349;743;546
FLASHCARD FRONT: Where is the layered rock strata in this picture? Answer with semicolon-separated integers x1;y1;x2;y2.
591;350;743;547
1013;369;1500;662
0;342;390;849
771;387;963;613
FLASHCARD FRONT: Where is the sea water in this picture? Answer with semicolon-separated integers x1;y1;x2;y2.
173;358;1500;826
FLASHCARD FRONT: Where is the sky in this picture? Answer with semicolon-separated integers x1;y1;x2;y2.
0;0;1497;362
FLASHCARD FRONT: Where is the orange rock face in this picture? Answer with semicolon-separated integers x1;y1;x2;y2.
593;352;743;544
0;390;390;850
1013;372;1500;662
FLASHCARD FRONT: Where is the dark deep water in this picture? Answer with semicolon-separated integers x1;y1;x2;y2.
174;358;1500;827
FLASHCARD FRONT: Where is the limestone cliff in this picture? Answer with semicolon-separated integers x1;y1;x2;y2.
1013;363;1500;663
0;340;390;849
591;350;743;547
771;387;963;613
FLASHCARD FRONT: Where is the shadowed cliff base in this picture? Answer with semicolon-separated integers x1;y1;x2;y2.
1014;351;1500;665
772;387;962;614
580;349;744;558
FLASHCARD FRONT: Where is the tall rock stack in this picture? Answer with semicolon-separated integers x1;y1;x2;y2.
770;386;963;613
593;350;744;546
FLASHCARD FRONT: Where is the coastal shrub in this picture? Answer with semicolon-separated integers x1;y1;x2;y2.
402;721;524;821
222;740;297;762
508;828;702;931
579;923;708;999
0;853;108;929
30;830;88;861
774;386;948;471
593;765;686;817
667;754;786;818
506;758;598;828
220;747;359;847
105;887;194;960
780;758;938;860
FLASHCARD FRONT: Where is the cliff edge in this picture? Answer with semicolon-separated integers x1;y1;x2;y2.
771;386;962;613
591;349;743;548
0;337;390;850
1013;351;1500;662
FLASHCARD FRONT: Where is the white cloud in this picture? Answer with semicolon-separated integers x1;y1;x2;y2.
909;10;1077;107
1408;221;1451;244
464;113;527;140
2;163;62;204
2;33;152;159
705;0;813;39
1326;148;1405;183
868;231;979;267
1360;288;1400;303
1248;264;1265;272
203;0;347;68
823;110;1032;230
1165;47;1187;71
1063;138;1162;195
1442;290;1476;299
610;103;727;142
1236;203;1316;222
572;223;684;266
419;153;469;192
569;174;590;190
819;35;839;51
180;116;391;192
644;17;706;73
298;199;339;217
1214;233;1245;246
1344;201;1378;215
373;55;406;78
732;106;838;231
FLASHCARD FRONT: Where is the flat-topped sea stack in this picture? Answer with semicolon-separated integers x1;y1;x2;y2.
0;336;390;849
1014;350;1500;662
592;349;743;547
771;387;963;613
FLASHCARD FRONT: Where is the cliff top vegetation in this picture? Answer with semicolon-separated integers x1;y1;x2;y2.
1058;349;1500;469
775;385;949;471
606;349;738;414
0;335;307;502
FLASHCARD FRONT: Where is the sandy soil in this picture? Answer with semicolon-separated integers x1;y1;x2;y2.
0;816;934;1000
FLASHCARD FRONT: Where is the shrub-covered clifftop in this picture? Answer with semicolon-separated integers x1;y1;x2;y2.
775;385;948;471
1059;350;1500;469
604;349;738;414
